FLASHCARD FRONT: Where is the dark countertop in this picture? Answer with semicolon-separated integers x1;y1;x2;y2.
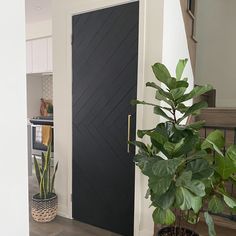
30;116;53;125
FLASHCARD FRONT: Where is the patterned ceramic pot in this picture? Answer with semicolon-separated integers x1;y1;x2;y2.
31;193;58;223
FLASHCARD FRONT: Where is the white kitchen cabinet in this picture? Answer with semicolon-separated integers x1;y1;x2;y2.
32;38;48;73
47;37;53;72
26;41;33;74
26;37;53;74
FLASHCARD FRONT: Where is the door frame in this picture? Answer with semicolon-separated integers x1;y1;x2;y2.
67;0;144;235
54;0;148;235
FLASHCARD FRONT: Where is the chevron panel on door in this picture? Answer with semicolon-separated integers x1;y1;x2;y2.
72;2;139;236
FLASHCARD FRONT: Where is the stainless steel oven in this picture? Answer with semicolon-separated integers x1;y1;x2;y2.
30;116;54;157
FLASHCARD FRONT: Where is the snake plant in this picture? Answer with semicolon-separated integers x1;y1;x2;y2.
34;144;58;199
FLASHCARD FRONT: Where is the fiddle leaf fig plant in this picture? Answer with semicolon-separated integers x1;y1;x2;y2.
131;59;236;236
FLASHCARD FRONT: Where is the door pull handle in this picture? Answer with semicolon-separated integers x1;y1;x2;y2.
127;114;131;153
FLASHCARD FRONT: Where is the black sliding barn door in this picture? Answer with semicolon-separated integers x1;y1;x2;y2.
72;2;139;236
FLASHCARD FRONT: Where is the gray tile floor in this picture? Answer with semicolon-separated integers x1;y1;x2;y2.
29;176;121;236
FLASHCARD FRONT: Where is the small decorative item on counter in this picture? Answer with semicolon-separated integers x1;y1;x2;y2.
40;98;53;117
47;103;53;116
40;98;47;116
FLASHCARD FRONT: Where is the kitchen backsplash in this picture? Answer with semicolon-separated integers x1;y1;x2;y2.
27;74;53;118
42;75;53;100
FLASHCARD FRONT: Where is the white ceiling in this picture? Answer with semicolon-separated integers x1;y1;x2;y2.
25;0;52;23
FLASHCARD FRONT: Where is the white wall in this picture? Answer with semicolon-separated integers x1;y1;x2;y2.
137;2;164;234
0;0;29;235
26;19;52;40
162;0;194;100
53;0;164;235
195;0;236;107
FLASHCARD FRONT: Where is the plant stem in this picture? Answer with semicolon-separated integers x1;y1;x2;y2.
178;211;181;236
173;108;177;123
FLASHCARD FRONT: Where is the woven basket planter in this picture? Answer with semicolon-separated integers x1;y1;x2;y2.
31;193;58;223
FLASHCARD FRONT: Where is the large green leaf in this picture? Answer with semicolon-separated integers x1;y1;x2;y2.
146;81;162;90
163;130;199;157
145;188;151;199
204;212;216;236
176;187;188;208
153;107;174;122
214;156;236;180
41;152;46;170
148;176;172;196
146;81;175;99
155;90;174;107
51;161;58;193
175;187;202;213
154;106;174;121
177;84;213;103
164;121;176;137
190;195;202;213
163;141;176;155
134;154;158;177
226;145;236;162
176;171;192;187
174;134;199;157
129;141;148;153
187;120;206;131
163;138;187;156
153;122;174;142
43;144;51;196
170;87;187;100
155;88;174;101
176;171;205;197
153;184;176;209
137;128;155;138
152;63;174;89
185;180;205;197
149;130;168;146
176;59;188;80
177;101;208;124
223;195;236;209
208;195;224;214
34;155;42;186
176;103;188;113
152;158;183;177
149;124;173;158
152;207;175;225
202;130;225;157
186;159;213;179
132;93;172;113
176;80;188;88
171;138;187;155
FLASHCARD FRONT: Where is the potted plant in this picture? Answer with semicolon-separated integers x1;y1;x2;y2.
131;59;236;236
32;144;59;223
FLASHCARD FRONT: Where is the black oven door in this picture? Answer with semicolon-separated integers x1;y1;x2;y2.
31;125;54;154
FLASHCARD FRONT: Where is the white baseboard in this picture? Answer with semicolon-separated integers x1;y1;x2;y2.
57;210;70;219
139;229;153;236
57;203;72;219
